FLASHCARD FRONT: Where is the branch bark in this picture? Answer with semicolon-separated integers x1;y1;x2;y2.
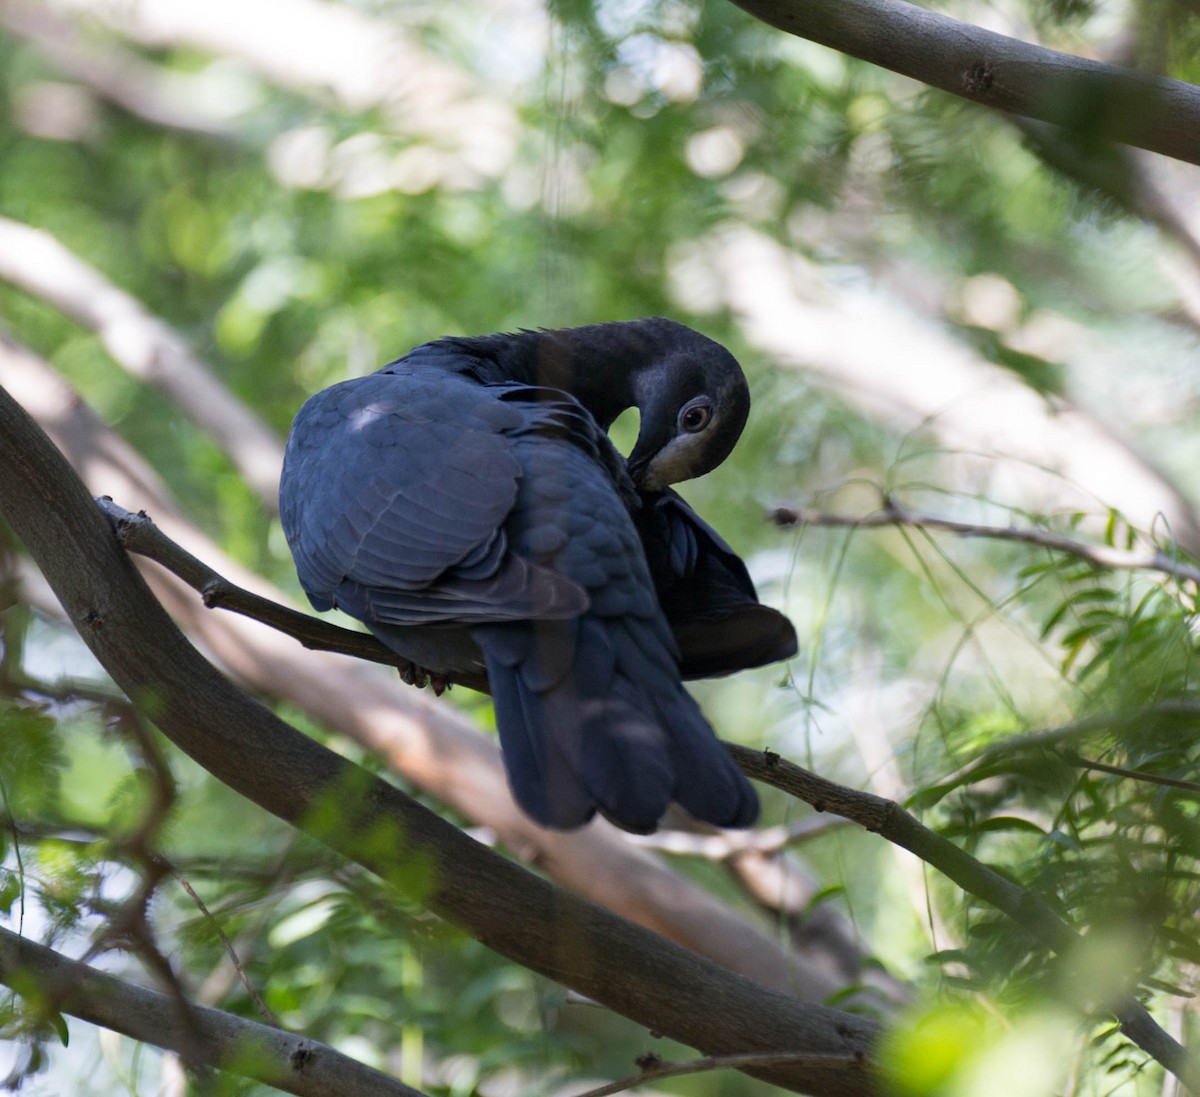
1;336;853;1005
728;0;1200;166
0;928;427;1097
728;746;1200;1091
0;376;880;1097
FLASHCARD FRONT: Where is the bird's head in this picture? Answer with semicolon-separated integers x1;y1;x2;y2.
625;324;750;490
464;317;751;489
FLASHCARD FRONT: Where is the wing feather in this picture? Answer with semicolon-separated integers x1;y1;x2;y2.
279;363;587;625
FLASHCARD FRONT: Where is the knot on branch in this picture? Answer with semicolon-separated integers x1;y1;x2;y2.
963;60;995;96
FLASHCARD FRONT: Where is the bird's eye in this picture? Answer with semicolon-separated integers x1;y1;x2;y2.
678;399;712;434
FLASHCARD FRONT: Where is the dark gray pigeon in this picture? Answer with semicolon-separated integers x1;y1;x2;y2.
279;318;794;832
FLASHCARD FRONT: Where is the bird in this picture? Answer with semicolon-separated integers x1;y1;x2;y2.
279;318;795;832
635;487;798;680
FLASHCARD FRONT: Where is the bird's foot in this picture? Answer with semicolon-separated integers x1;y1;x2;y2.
398;661;451;696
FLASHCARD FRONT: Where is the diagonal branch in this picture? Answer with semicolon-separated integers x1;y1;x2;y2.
93;497;488;692
727;0;1200;166
0;927;427;1097
0;381;880;1096
0;1;243;139
728;745;1200;1091
0;216;283;504
3;338;853;1011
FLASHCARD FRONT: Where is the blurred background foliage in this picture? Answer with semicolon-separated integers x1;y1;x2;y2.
1;0;1200;1093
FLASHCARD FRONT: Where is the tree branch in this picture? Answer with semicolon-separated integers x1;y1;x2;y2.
704;227;1200;556
0;927;428;1097
570;1050;864;1097
0;380;880;1096
728;745;1200;1091
14;0;521;184
0;216;284;504
93;497;488;692
0;1;244;139
772;502;1200;586
727;0;1200;166
3;339;853;1010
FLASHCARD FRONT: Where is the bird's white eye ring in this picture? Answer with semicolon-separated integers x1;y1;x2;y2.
678;398;712;434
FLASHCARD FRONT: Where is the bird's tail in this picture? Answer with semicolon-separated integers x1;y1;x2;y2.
478;618;758;832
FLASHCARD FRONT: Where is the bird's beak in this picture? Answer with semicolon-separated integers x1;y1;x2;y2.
627;406;671;485
626;450;651;486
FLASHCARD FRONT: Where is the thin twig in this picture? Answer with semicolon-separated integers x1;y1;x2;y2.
94;496;489;694
167;866;278;1026
628;815;850;859
78;700;221;1078
1070;753;1200;794
773;503;1200;586
570;1050;865;1097
928;701;1200;800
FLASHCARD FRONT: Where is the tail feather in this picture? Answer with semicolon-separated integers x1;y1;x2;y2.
478;615;758;832
664;693;759;828
489;658;594;828
579;693;674;833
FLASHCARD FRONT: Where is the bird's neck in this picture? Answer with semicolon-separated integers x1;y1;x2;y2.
461;321;676;429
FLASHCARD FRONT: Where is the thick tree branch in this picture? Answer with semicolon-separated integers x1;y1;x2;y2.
728;746;1200;1091
0;382;879;1097
4;344;856;1006
0;1;243;139
0;216;284;504
728;0;1200;166
4;342;856;1009
0;927;425;1097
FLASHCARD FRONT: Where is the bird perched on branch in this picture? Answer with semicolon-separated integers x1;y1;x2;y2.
279;318;795;832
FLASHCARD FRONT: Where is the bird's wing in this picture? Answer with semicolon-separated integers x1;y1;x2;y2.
279;365;586;624
635;489;798;677
475;434;758;832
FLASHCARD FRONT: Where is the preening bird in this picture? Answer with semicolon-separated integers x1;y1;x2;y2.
279;318;796;832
